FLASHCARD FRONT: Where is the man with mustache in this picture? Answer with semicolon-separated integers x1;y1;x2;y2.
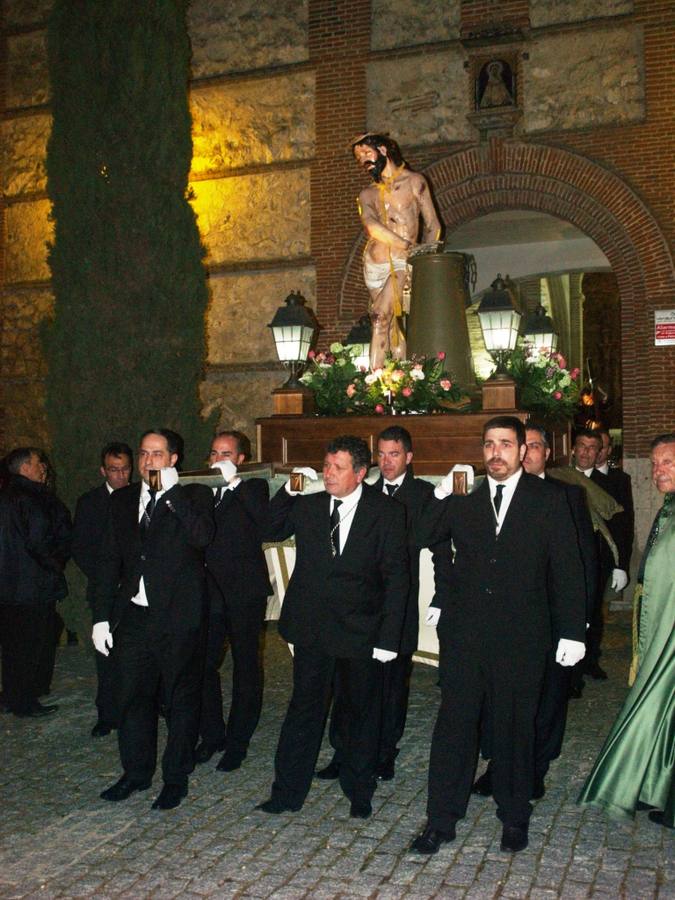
411;416;586;854
351;133;441;369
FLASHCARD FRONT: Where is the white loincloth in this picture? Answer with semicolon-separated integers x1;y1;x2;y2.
363;255;407;292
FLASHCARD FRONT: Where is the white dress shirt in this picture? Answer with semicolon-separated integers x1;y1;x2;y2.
131;483;168;607
486;467;523;535
330;484;362;554
382;473;405;495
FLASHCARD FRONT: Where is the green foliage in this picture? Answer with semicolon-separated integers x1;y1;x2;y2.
507;345;581;424
300;344;471;416
44;1;215;507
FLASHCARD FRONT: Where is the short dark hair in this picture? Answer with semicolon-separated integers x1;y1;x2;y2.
100;442;133;468
4;446;41;475
482;416;526;446
139;428;184;462
351;133;404;167
377;425;413;454
525;423;550;449
650;432;675;450
325;435;371;472
573;427;602;448
213;430;251;460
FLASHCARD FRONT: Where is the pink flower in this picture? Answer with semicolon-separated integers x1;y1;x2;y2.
570;367;580;380
555;353;567;369
437;351;446;361
401;386;413;397
308;349;315;359
374;404;385;414
440;379;452;390
553;390;562;400
346;384;356;398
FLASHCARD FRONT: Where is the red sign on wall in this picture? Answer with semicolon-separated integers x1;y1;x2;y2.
655;310;675;346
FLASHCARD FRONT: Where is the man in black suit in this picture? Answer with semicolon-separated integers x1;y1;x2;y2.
72;441;133;737
573;429;629;680
411;416;586;854
92;429;214;811
595;427;634;577
194;430;272;772
317;425;449;783
257;435;409;819
472;424;597;801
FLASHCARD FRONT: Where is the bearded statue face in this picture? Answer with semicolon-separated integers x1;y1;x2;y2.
353;143;388;183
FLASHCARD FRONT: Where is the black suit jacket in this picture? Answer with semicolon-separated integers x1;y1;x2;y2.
545;475;598;631
72;483;112;606
592;467;634;574
419;472;586;658
205;478;272;603
374;471;452;654
267;483;409;658
93;482;214;634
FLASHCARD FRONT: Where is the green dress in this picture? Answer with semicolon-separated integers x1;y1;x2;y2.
577;493;675;825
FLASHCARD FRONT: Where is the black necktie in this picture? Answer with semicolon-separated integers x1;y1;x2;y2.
214;486;224;506
385;483;399;496
141;489;156;533
493;484;504;516
330;499;342;557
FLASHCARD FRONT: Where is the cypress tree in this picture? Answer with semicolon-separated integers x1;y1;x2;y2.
44;0;214;506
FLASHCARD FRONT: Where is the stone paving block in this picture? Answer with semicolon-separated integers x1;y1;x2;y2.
558;881;593;898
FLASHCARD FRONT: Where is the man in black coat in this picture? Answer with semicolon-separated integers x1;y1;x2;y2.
257;435;409;819
317;425;450;782
92;429;214;811
72;441;133;737
0;447;69;717
573;429;630;680
194;430;272;772
411;417;586;854
595;426;634;577
472;424;598;800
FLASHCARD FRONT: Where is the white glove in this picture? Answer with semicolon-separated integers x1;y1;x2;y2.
555;638;586;667
434;470;455;500
160;466;179;490
424;607;441;627
211;459;237;482
92;621;113;656
287;642;294;657
285;466;319;495
372;647;397;663
611;568;628;592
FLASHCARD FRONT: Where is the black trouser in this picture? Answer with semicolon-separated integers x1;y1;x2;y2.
271;645;382;808
112;604;202;788
585;536;613;667
534;651;572;779
94;647;117;726
0;603;51;713
328;652;413;766
428;638;545;829
199;577;266;753
35;600;61;697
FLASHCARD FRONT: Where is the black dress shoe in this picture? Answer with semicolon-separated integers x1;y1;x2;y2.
91;721;112;738
350;799;372;819
316;758;341;780
410;824;456;854
151;783;187;810
500;823;529;852
472;768;493;796
532;776;546;800
377;759;395;781
585;661;608;680
13;701;58;718
256;797;302;814
216;749;246;772
648;810;674;829
100;774;152;802
194;741;225;764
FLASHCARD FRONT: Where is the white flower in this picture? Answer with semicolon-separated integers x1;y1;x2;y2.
410;368;425;381
364;372;379;385
329;342;344;354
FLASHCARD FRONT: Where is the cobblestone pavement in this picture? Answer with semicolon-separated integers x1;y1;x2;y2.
0;612;672;899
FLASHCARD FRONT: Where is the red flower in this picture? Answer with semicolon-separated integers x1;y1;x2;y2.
553;390;562;400
440;378;452;390
374;404;385;414
437;351;446;361
401;386;413;397
308;349;315;359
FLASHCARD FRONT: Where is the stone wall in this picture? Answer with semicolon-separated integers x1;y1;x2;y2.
530;0;633;28
370;0;460;50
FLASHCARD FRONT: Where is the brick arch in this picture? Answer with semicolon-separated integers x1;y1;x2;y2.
339;140;675;456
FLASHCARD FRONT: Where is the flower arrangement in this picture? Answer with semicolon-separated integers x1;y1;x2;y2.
299;343;471;416
507;345;581;422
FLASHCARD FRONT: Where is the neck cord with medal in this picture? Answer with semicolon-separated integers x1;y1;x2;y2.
330;501;358;558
